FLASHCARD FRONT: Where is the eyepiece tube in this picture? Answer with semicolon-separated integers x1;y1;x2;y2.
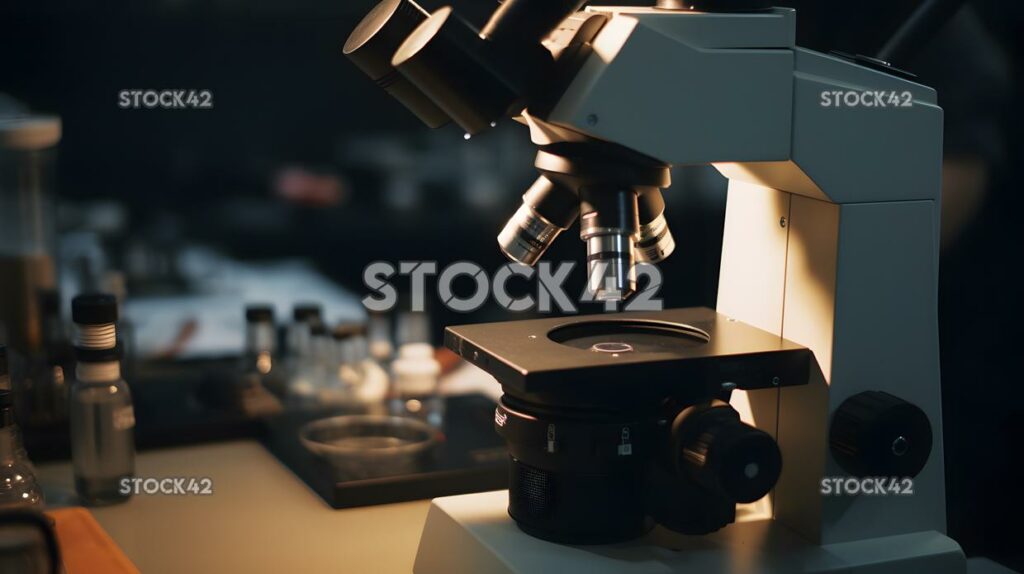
481;0;587;47
579;188;639;301
635;187;676;263
344;0;451;128
498;176;579;266
392;7;524;135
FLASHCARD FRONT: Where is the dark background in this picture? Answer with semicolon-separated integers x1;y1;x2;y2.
3;0;1022;569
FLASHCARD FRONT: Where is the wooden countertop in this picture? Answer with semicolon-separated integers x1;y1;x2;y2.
37;441;431;573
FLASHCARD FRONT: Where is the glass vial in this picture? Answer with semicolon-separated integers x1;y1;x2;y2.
389;343;443;427
0;375;45;510
286;303;322;402
237;305;283;416
69;294;135;506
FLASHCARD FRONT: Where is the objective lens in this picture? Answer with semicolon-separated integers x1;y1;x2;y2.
497;176;578;266
579;188;639;301
635;188;676;263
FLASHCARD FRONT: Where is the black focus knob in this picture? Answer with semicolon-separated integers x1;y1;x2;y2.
830;391;932;478
673;401;782;503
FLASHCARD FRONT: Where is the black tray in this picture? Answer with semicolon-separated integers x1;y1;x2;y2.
262;394;508;508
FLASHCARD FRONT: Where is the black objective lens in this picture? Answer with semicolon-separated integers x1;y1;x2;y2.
635;187;676;264
579;187;640;301
497;176;579;266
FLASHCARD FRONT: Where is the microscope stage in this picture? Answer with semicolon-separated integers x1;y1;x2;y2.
444;307;812;401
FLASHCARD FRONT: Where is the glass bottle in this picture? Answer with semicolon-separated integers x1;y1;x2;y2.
0;386;44;511
286;304;322;402
28;289;72;426
69;294;135;506
237;305;283;416
389;343;443;427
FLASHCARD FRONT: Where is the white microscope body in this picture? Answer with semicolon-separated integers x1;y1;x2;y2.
414;6;960;573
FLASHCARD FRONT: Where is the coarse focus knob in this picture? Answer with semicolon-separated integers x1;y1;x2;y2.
830;391;932;478
673;401;782;503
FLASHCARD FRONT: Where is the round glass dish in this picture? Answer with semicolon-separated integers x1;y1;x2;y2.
299;415;440;480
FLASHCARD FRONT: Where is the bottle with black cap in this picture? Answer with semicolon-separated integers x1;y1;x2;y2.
286;303;322;371
236;305;284;416
288;316;331;404
69;293;135;505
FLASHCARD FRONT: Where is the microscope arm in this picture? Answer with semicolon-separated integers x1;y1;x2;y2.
532;7;943;206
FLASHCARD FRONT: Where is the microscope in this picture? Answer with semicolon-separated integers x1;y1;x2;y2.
345;1;961;572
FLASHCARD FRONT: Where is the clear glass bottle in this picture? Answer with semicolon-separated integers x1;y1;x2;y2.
0;386;44;511
237;305;283;416
389;343;443;427
27;289;72;426
367;311;394;366
69;293;135;506
286;304;322;402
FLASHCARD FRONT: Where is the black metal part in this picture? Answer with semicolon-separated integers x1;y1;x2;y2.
497;396;657;543
444;307;811;407
535;145;671;190
646;456;736;534
263;394;508;508
0;345;7;377
343;0;451;128
579;186;639;233
830;390;933;478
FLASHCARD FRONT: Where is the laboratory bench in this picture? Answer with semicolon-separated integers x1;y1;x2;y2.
37;440;433;573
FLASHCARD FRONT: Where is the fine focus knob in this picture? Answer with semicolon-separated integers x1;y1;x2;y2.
673;401;782;503
830;391;932;478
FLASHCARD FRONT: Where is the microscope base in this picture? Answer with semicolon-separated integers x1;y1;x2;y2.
413;491;966;574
